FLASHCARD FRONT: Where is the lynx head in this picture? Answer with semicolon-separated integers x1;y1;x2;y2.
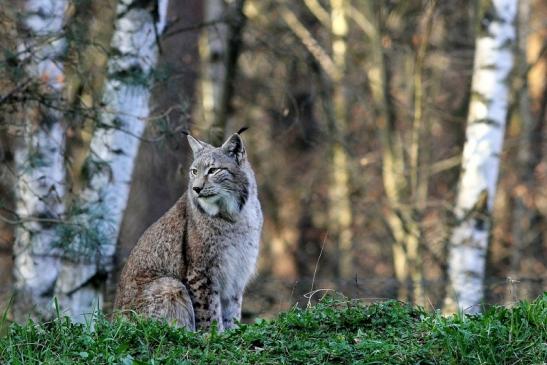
186;133;250;221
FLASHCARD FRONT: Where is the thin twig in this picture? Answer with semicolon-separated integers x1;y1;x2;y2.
163;18;227;40
0;79;32;105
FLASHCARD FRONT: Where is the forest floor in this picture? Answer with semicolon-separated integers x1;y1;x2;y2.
0;293;545;364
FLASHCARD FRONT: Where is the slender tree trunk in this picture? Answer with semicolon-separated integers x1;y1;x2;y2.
329;0;354;281
200;0;227;141
214;0;246;141
406;1;435;307
362;2;437;305
200;0;246;145
12;0;69;321
507;0;531;303
363;2;412;302
444;0;517;313
53;0;169;321
507;0;545;302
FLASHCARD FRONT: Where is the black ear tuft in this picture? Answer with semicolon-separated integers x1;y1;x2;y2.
237;126;249;135
221;133;246;164
181;130;189;136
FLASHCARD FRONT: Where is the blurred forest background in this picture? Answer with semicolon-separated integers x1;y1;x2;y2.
0;0;545;322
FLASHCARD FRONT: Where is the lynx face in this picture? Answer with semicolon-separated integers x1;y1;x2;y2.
187;134;250;220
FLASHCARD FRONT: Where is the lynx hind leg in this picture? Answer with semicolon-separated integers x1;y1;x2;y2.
141;277;195;331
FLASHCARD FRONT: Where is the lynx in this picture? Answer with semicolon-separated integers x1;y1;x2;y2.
114;132;262;331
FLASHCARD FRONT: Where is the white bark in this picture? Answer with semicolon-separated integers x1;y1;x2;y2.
444;0;517;313
54;0;169;321
13;0;68;320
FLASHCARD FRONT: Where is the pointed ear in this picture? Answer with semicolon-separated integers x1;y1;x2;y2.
221;133;246;164
187;135;208;158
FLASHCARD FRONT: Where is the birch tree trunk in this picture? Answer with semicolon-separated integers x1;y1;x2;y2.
12;0;68;320
53;0;169;321
444;0;517;313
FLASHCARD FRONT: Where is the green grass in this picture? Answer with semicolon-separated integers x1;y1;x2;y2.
0;294;545;364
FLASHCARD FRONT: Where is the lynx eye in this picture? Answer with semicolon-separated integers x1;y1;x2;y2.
208;167;220;175
190;168;198;176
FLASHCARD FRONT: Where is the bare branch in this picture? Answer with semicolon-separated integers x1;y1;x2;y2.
279;5;341;81
303;0;330;28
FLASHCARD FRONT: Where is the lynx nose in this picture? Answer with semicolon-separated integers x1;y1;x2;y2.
193;186;202;194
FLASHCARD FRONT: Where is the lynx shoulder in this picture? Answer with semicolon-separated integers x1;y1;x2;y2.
114;132;263;331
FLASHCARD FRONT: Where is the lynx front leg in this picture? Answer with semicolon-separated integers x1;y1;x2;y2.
221;292;243;330
187;271;223;331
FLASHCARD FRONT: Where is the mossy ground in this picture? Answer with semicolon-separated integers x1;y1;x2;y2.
1;294;545;364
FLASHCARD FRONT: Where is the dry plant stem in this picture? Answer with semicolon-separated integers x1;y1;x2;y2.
309;233;329;301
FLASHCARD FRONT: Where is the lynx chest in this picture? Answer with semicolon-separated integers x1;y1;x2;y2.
212;198;262;294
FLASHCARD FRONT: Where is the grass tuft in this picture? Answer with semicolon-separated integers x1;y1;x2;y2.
1;293;545;364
